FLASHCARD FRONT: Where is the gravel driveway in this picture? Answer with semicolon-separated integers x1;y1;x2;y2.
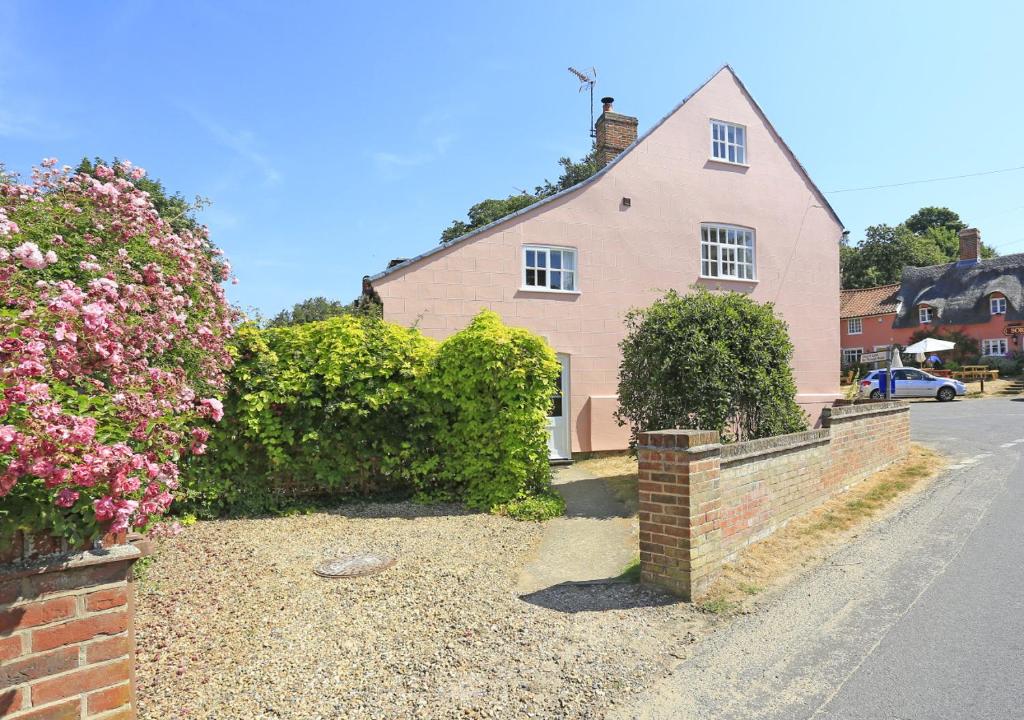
135;502;708;719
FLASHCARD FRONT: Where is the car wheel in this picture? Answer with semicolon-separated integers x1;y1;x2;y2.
869;389;882;399
937;386;955;402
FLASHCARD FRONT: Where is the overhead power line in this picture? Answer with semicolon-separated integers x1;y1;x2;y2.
826;164;1024;194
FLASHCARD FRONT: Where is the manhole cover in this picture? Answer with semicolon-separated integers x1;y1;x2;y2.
314;554;396;578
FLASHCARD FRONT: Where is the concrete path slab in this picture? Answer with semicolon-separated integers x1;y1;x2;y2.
516;463;637;594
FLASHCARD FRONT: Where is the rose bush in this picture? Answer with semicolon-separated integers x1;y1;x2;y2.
0;159;234;546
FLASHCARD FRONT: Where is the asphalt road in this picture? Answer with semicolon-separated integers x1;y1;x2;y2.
614;397;1024;720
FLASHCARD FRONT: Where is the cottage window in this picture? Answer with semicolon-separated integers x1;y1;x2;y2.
842;348;863;366
711;120;746;164
982;338;1008;356
700;224;755;281
991;296;1007;315
919;306;933;324
523;246;576;292
847;317;863;335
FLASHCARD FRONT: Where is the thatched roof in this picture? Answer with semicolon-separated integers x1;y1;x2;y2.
893;254;1024;328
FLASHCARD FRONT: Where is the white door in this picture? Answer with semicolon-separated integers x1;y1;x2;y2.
547;354;571;460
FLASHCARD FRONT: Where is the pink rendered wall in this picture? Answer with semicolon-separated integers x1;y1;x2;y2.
372;68;844;453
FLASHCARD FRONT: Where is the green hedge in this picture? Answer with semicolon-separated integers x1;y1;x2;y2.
178;311;563;518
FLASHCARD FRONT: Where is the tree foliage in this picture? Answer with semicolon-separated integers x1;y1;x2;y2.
179;311;563;519
266;295;380;328
616;288;807;444
842;207;996;289
439;150;601;243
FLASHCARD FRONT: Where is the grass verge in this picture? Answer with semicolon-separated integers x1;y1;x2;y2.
698;443;945;614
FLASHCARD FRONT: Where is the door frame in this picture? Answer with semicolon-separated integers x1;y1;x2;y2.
548;353;571;461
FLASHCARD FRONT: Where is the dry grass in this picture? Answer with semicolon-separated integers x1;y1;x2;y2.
698;444;946;613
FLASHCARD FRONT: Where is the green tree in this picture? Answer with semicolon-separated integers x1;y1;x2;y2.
267;295;381;327
616;287;807;444
439;149;601;243
841;206;996;289
842;224;947;288
903;206;966;236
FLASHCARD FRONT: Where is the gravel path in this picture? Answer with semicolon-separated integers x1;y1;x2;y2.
135;502;709;719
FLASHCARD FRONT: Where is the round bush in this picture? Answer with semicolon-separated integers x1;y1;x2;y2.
616;287;807;444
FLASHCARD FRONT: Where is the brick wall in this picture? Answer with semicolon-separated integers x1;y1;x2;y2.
1;542;143;719
638;401;909;600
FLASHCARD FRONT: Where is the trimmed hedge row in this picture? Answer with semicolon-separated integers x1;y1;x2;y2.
178;310;563;518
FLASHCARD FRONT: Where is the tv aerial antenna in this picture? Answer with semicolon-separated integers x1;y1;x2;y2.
568;66;597;138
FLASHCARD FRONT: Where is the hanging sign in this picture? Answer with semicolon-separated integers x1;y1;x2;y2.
860;350;888;363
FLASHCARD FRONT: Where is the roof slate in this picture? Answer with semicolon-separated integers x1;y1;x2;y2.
840;284;901;319
893;253;1024;328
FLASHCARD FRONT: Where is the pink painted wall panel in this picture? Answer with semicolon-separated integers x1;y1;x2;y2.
372;68;843;452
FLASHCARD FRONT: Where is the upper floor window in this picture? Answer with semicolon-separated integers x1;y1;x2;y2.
919;306;933;324
711;120;746;164
991;296;1007;315
523;246;576;292
982;338;1008;356
701;224;755;281
847;317;863;335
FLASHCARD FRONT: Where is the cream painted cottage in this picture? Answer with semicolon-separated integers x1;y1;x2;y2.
364;65;844;458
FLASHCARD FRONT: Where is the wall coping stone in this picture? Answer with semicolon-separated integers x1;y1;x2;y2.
823;400;908;424
637;428;721;449
720;428;831;464
0;542;141;583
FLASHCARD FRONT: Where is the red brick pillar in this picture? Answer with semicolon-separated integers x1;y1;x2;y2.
1;536;145;719
637;429;722;601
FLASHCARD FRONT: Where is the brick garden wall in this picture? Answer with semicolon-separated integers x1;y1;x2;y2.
1;540;143;719
638;401;909;600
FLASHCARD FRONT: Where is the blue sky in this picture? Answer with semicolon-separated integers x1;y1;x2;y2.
2;1;1021;316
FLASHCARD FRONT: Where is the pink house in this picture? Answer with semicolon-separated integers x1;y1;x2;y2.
365;65;844;459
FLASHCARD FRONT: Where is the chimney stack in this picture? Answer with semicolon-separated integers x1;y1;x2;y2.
958;227;981;264
594;96;638;166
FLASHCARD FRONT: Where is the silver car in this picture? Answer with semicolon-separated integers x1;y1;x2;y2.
858;368;966;401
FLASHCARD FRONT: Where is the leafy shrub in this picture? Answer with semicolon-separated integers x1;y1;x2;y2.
978;354;1023;377
179;316;435;516
0;159;234;546
616;287;807;444
420;310;561;510
493;494;566;521
180;310;562;518
907;326;979;365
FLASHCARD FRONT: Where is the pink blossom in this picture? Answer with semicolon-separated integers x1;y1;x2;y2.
93;496;116;520
13;242;47;269
200;397;224;422
55;489;79;507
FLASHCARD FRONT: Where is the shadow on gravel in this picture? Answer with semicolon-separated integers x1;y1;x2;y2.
519;580;679;613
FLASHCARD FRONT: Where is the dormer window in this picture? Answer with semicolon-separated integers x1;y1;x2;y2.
710;120;746;164
991;296;1007;315
919;306;933;324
